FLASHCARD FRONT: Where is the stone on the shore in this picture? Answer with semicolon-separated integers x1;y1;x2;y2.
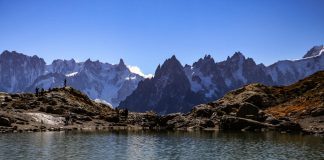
0;117;11;126
199;120;215;128
220;115;273;131
278;120;302;132
311;108;324;117
191;104;214;118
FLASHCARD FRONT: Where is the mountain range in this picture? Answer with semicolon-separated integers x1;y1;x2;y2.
120;45;324;114
0;45;323;114
0;51;144;107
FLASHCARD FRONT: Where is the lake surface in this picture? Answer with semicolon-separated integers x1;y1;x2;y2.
0;131;323;160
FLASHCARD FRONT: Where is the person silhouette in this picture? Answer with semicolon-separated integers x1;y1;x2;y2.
35;87;39;97
64;78;67;87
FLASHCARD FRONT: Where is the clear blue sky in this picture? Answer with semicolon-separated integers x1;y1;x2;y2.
0;0;323;74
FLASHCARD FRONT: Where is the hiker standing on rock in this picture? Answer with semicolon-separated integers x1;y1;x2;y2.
35;87;39;97
64;78;67;88
41;88;45;96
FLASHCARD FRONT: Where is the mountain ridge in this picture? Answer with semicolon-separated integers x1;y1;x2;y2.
1;45;324;112
0;50;144;107
120;45;324;114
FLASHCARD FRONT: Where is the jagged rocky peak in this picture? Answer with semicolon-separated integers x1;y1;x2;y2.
50;58;78;74
303;45;324;58
244;57;257;66
0;50;45;67
229;51;246;61
84;58;102;70
0;50;46;92
119;54;202;114
116;58;127;71
119;58;125;66
1;50;21;57
193;54;215;68
154;64;161;75
0;50;44;62
165;55;182;67
155;55;184;78
52;58;76;65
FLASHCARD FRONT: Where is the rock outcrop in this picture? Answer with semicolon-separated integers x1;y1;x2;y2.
162;71;324;134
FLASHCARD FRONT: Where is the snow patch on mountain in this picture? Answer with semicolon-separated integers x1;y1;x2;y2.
66;72;78;77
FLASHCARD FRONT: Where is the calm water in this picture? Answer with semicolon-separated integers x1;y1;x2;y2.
0;131;323;160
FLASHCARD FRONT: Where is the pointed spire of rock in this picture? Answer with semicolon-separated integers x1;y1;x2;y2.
119;58;125;66
229;51;245;61
155;55;183;78
116;58;127;71
193;54;215;69
155;64;161;75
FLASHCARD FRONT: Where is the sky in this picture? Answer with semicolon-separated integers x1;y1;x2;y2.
0;0;324;75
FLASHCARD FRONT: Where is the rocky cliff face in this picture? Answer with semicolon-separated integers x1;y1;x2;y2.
120;45;324;114
0;51;46;92
119;56;204;114
0;51;144;107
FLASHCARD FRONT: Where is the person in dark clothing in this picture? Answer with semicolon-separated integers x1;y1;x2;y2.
41;88;45;96
125;108;128;118
35;87;39;97
64;78;67;87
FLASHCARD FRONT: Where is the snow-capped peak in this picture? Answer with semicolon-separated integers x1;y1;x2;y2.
303;45;324;58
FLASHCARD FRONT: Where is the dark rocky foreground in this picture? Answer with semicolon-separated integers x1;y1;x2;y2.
0;71;324;135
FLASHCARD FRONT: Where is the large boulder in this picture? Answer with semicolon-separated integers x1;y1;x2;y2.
220;115;274;131
278;120;302;132
311;108;324;117
165;115;190;129
199;119;215;128
190;104;214;118
159;113;182;126
265;116;281;125
218;104;240;114
236;103;260;119
0;117;11;127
